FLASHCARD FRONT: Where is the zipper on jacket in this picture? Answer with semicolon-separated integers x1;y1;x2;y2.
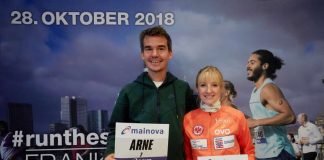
156;88;161;123
209;112;213;155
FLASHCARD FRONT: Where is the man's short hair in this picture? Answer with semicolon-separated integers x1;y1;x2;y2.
298;113;308;122
140;26;172;52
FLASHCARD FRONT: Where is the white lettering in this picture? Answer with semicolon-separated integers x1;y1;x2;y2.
80;12;93;25
215;118;231;124
63;130;72;145
26;154;38;160
62;153;70;160
118;12;129;25
50;133;63;146
26;134;35;146
73;129;85;145
35;134;48;146
106;12;116;25
94;12;105;25
87;133;99;145
214;129;231;135
41;12;129;25
41;154;55;160
55;12;68;25
17;130;108;147
26;152;104;160
100;132;109;145
68;12;80;25
41;12;55;25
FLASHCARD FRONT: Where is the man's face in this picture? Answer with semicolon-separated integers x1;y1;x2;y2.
247;54;263;82
297;114;305;125
141;36;172;74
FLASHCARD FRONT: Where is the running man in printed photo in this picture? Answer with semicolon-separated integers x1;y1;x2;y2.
246;49;296;160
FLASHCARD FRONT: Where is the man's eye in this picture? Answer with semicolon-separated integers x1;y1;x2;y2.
145;48;152;51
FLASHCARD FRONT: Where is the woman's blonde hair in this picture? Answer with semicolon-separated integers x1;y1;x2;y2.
196;66;224;89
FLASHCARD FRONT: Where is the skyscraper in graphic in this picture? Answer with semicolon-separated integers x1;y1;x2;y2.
60;96;88;129
49;123;68;134
88;110;109;133
8;102;34;133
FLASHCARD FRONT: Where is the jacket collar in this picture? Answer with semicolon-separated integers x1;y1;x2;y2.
135;72;177;88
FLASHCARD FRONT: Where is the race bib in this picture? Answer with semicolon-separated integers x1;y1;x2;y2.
254;126;267;144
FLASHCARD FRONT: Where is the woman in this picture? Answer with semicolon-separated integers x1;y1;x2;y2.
223;80;239;109
183;66;255;160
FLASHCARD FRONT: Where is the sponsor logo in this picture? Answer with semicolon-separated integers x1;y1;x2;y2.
121;126;164;135
213;135;235;149
131;128;164;134
215;137;224;148
121;126;132;135
214;129;231;135
190;139;208;149
193;125;204;136
215;118;231;124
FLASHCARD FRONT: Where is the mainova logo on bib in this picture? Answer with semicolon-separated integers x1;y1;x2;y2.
119;123;166;136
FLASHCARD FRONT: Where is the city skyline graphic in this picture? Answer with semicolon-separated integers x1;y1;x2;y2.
4;96;109;133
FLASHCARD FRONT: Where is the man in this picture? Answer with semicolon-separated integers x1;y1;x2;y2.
246;49;296;159
297;113;322;160
104;26;195;160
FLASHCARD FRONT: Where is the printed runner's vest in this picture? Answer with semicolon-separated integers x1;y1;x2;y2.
249;78;295;158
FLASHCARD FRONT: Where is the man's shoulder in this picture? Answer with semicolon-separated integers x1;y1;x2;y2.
166;72;187;84
298;123;315;131
298;125;303;131
174;78;190;86
260;82;282;99
119;81;142;93
166;73;188;86
262;82;279;91
306;122;318;128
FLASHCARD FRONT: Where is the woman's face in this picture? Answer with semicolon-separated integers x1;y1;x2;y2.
197;77;222;106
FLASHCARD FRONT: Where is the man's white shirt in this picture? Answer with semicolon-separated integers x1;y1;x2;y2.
298;121;323;153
